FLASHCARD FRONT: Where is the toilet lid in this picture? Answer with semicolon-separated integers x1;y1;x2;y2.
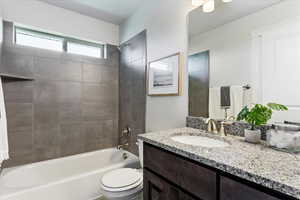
101;168;142;192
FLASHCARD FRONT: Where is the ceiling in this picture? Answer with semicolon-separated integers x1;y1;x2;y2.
189;0;283;36
38;0;145;25
38;0;284;30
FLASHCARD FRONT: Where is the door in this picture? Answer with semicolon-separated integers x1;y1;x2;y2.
119;31;147;154
144;169;198;200
255;18;300;122
188;51;209;117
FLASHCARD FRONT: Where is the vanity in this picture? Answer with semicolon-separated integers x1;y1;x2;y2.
138;128;300;200
139;2;300;199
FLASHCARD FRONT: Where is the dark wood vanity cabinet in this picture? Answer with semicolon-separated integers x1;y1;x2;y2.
220;176;281;200
143;143;296;200
144;142;217;200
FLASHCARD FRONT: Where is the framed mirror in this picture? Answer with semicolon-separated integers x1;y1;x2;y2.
187;0;300;123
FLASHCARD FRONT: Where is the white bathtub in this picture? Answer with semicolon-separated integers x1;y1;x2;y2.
0;148;140;200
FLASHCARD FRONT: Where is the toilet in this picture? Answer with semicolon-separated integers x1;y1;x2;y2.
100;140;144;200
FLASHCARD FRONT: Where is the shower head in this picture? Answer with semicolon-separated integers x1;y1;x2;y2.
117;43;130;51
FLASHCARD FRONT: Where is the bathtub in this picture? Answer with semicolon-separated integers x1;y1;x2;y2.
0;148;140;200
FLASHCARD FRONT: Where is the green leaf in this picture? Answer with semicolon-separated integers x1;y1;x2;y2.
237;106;249;121
267;103;288;111
237;102;287;128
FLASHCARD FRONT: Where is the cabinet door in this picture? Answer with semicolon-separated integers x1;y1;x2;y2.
220;176;282;200
144;169;178;200
144;169;199;200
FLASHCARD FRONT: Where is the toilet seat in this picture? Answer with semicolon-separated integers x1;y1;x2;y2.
101;168;143;192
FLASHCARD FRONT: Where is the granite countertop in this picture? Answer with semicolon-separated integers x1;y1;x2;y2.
138;127;300;199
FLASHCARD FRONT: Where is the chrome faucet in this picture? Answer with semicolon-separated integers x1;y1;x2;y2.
117;126;132;150
205;118;233;137
117;143;129;150
121;126;131;137
205;118;219;134
219;116;235;137
219;121;227;137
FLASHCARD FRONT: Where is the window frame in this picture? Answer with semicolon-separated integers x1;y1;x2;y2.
14;26;105;58
14;27;64;52
66;39;104;58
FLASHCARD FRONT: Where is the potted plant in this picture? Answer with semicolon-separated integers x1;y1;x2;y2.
237;103;288;143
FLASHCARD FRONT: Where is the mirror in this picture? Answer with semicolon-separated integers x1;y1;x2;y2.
187;0;300;123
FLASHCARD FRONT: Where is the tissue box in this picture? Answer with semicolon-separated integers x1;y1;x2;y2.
267;124;300;152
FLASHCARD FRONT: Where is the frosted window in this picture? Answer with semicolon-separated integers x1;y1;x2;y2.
16;30;63;52
67;42;102;58
14;26;105;58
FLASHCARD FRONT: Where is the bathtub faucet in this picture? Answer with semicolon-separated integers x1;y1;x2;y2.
117;143;129;150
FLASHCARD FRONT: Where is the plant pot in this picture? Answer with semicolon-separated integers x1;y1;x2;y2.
244;129;261;144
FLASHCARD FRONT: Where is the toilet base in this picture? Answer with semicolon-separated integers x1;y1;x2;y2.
100;191;143;200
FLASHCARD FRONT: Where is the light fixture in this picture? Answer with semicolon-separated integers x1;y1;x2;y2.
192;0;232;13
192;0;205;7
203;0;215;13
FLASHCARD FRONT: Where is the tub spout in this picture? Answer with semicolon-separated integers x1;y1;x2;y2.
117;143;129;150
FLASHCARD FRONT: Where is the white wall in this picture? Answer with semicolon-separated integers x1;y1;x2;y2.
0;0;119;45
0;13;2;44
189;0;300;88
120;0;193;132
0;7;3;67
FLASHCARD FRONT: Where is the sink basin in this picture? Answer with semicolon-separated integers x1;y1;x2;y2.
171;135;229;148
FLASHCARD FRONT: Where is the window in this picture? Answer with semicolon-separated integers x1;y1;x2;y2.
67;42;103;58
15;28;63;52
15;26;105;58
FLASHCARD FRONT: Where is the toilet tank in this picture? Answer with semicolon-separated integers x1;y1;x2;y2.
138;140;143;168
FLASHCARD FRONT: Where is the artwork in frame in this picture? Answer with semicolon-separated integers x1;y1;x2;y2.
147;53;181;96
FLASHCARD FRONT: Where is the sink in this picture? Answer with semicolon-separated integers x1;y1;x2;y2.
171;135;229;148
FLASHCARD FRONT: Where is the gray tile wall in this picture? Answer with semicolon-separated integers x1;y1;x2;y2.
1;21;120;167
119;31;147;155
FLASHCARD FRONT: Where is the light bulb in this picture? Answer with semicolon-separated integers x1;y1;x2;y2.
222;0;232;2
192;0;205;7
203;0;215;13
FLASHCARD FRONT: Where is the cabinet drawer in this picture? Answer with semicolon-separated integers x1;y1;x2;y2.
144;143;217;200
220;176;282;200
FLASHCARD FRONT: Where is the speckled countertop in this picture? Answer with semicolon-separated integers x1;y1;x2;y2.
138;127;300;199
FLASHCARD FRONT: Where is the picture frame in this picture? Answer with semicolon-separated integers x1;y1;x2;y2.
147;53;181;96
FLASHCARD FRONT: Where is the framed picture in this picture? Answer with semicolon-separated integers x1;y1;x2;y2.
147;53;181;96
